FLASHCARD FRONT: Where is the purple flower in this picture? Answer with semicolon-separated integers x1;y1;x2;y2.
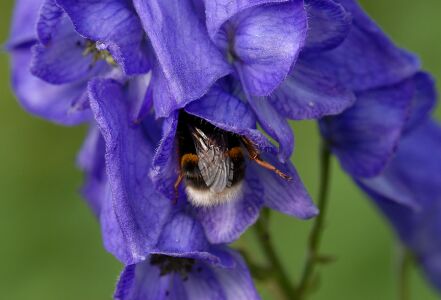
114;248;260;300
140;0;356;160
54;0;150;75
8;0;151;125
7;0;90;125
304;0;420;91
357;119;441;292
84;78;317;251
56;0;358;160
311;1;434;178
7;0;43;49
320;72;436;179
78;122;260;298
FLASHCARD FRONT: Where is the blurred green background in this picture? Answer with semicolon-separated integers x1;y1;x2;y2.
0;1;440;299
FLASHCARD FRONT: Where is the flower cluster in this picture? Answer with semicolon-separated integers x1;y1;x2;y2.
7;0;441;298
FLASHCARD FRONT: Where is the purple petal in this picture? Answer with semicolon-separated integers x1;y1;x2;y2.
404;72;437;133
421;249;441;293
57;0;150;75
269;59;356;120
361;120;441;209
247;96;294;162
125;73;153;123
184;87;277;154
10;48;90;125
89;78;172;264
77;126;106;216
212;249;262;300
155;212;210;254
180;265;225;300
196;170;264;244
36;0;64;45
114;263;172;300
255;154;318;219
358;175;417;210
7;0;42;49
115;259;226;300
150;112;180;200
133;0;231;117
305;0;420;91
31;15;107;84
303;0;351;52
357;120;441;292
115;246;257;300
230;1;307;96
203;0;289;39
320;78;414;178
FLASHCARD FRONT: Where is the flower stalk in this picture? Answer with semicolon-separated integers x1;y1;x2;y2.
254;208;297;300
296;142;332;298
397;245;413;300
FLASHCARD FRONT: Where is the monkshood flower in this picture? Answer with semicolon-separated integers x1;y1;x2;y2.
78;124;260;299
113;220;260;300
310;0;434;179
8;0;150;125
83;77;317;252
115;249;260;300
304;0;420;92
293;0;425;172
8;0;88;124
320;72;436;179
145;0;357;161
357;119;441;292
56;0;357;161
78;78;171;265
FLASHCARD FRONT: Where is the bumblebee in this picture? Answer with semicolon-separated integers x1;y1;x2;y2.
174;112;291;207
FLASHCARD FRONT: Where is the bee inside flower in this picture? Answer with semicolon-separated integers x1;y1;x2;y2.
174;112;291;207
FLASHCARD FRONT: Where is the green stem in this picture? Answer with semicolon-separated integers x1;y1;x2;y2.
397;245;412;300
237;248;273;281
254;209;297;300
296;143;332;298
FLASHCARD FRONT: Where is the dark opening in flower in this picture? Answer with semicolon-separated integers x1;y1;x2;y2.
149;254;196;280
174;111;290;207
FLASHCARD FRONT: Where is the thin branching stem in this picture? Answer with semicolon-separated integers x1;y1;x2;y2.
397;245;412;300
254;209;297;300
296;142;332;299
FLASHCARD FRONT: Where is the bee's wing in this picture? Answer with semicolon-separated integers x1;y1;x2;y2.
190;126;234;193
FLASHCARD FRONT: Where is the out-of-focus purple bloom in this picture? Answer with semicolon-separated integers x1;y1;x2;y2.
304;0;421;91
294;0;425;170
312;1;434;178
320;72;436;179
357;119;441;292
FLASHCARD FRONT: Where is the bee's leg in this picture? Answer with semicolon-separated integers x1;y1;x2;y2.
173;172;184;204
241;137;292;181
